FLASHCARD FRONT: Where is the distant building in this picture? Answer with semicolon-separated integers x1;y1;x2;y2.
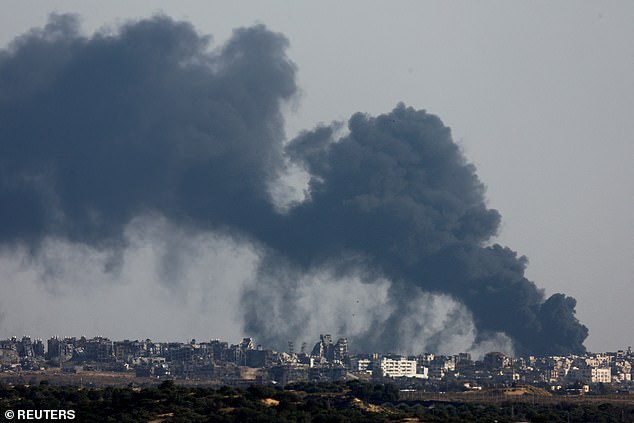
379;357;417;378
483;352;510;369
568;366;612;384
246;349;273;368
333;338;349;364
309;334;349;365
269;365;308;385
584;367;612;384
0;348;19;366
349;358;373;373
311;334;333;360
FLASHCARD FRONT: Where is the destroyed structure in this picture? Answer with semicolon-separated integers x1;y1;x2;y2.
1;334;633;393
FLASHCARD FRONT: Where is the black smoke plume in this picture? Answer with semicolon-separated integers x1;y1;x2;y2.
0;15;587;355
0;14;293;246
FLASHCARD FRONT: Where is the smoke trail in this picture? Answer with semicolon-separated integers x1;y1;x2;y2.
0;215;259;341
268;105;587;354
0;15;587;354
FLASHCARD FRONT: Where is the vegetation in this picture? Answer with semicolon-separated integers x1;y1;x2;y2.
1;380;634;422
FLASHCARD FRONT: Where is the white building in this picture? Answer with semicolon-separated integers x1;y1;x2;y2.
379;357;418;378
572;367;612;384
588;367;611;384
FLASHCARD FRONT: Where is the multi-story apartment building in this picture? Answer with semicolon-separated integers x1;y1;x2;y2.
379;357;417;378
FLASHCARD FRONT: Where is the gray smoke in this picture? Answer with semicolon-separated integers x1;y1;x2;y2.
248;106;587;355
0;14;293;247
0;15;587;355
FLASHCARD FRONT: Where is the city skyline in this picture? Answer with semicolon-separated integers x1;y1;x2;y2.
3;331;634;391
3;331;634;357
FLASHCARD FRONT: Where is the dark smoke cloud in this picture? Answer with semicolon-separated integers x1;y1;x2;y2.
0;15;587;355
0;14;293;246
265;106;587;355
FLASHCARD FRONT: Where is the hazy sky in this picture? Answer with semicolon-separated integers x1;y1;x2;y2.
0;1;632;352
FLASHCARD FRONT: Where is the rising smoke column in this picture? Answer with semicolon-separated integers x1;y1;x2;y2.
264;105;588;355
0;15;587;355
